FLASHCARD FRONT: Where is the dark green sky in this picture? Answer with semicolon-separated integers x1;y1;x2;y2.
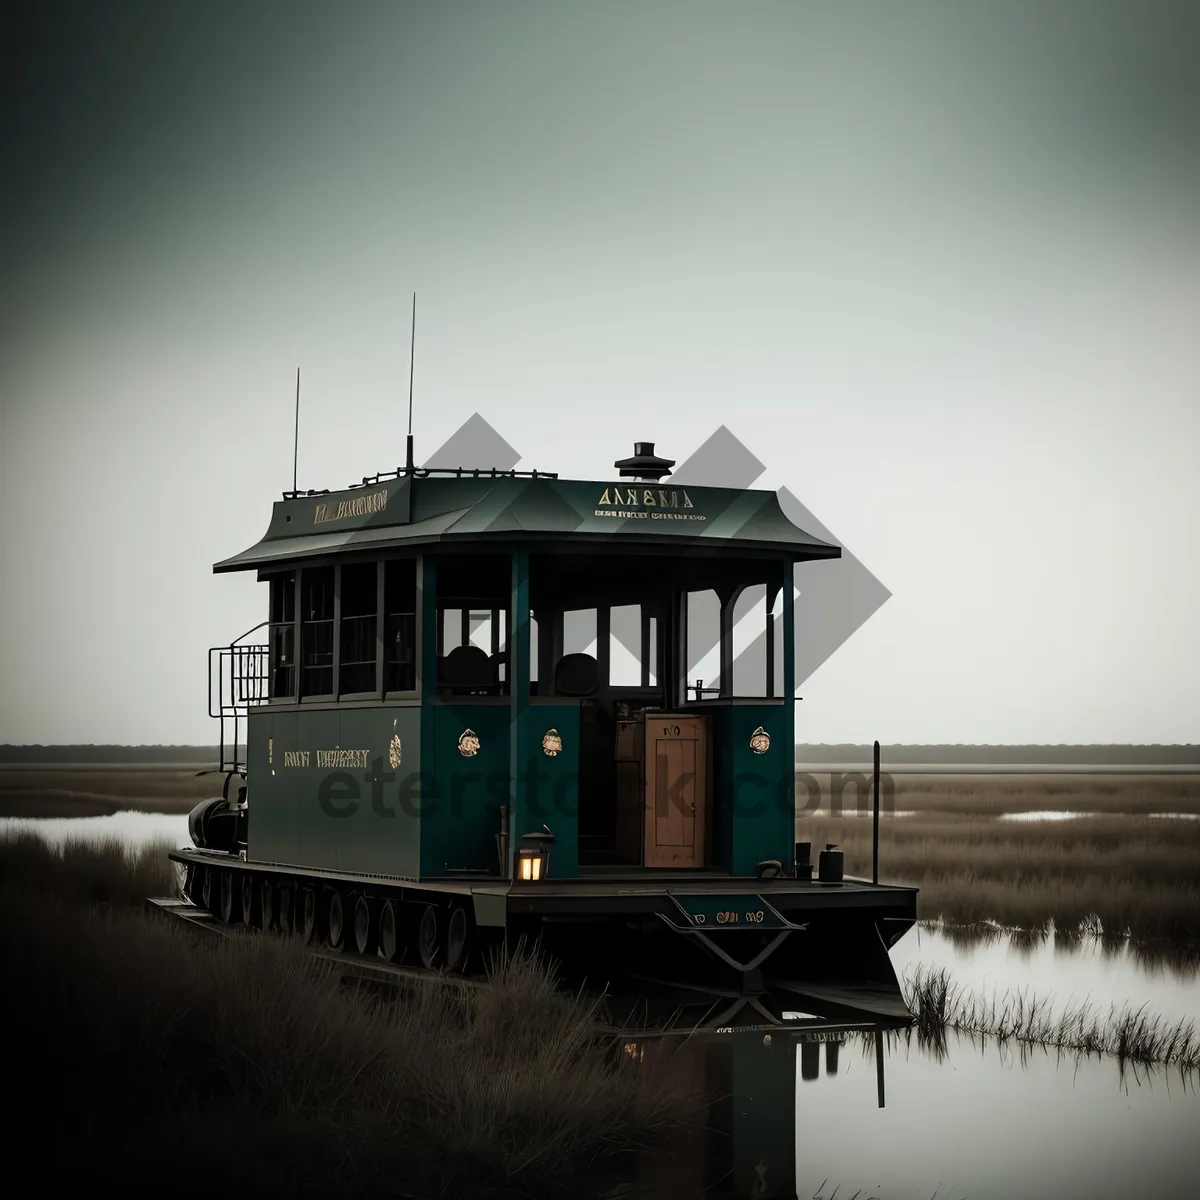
2;2;1198;742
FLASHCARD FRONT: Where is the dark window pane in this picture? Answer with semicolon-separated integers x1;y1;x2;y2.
338;562;378;693
300;566;334;696
269;623;295;698
386;613;415;691
384;559;416;692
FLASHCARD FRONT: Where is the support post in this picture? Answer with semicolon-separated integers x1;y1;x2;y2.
416;556;437;703
508;550;532;879
718;589;735;698
596;604;611;690
672;590;689;707
639;606;651;686
873;739;880;885
293;567;304;700
765;581;780;698
781;562;795;702
781;561;796;862
374;561;386;697
331;563;342;699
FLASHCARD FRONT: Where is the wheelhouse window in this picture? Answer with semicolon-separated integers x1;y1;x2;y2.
300;566;334;696
339;562;377;695
384;559;416;692
608;604;657;687
268;572;296;698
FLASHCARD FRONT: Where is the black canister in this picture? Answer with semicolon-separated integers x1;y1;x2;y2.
794;841;812;879
818;843;844;883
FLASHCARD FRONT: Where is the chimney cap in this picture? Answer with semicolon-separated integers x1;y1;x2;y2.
613;441;675;482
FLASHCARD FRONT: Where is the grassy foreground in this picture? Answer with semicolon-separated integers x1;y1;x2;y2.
800;775;1200;944
0;834;692;1198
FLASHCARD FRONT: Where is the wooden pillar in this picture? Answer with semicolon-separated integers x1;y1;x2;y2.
508;550;532;877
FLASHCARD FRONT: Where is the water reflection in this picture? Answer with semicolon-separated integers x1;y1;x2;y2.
893;922;1200;1028
0;812;189;850
999;810;1200;821
610;1021;1199;1200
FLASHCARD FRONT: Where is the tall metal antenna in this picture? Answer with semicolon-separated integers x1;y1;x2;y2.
293;367;300;493
405;292;416;475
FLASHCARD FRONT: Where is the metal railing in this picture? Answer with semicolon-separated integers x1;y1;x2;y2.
282;464;558;500
208;621;269;775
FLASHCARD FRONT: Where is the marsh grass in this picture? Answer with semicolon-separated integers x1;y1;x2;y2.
0;766;218;816
903;964;1200;1073
0;833;695;1197
0;828;177;906
802;799;1200;943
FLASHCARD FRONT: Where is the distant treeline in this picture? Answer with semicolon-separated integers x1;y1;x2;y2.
795;744;1200;765
0;745;221;764
2;742;1198;765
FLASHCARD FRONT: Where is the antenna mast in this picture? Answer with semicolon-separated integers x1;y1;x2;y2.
293;367;300;493
405;292;416;475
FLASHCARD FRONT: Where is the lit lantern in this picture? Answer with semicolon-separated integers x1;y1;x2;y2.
516;828;555;881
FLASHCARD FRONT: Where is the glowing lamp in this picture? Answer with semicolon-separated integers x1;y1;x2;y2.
517;828;555;881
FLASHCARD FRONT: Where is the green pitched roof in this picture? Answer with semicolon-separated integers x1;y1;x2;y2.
213;474;839;573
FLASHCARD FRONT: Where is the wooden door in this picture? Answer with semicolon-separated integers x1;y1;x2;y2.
644;715;707;867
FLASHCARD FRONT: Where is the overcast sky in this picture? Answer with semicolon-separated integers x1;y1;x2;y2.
2;1;1198;745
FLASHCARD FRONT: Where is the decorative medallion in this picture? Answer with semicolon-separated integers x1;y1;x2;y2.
749;726;771;754
542;728;563;757
458;728;481;757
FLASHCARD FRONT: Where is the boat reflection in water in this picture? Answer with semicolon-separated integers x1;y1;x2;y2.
605;1008;1200;1200
605;1017;890;1200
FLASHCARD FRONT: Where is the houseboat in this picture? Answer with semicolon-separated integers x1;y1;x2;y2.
171;439;917;1021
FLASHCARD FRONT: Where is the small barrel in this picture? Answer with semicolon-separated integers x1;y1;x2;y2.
818;843;844;883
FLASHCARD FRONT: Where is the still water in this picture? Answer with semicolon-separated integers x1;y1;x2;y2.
0;811;190;849
612;1025;1199;1199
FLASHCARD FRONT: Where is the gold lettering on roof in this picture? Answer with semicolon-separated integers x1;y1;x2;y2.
314;487;388;525
597;485;694;510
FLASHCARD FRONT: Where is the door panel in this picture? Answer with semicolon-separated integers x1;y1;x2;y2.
645;716;707;867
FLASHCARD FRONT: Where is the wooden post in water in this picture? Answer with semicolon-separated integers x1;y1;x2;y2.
872;739;881;885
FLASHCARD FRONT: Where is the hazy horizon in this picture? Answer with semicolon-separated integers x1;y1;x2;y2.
3;2;1198;745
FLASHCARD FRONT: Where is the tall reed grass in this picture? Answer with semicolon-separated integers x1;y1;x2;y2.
802;803;1200;943
0;832;694;1197
903;964;1199;1073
